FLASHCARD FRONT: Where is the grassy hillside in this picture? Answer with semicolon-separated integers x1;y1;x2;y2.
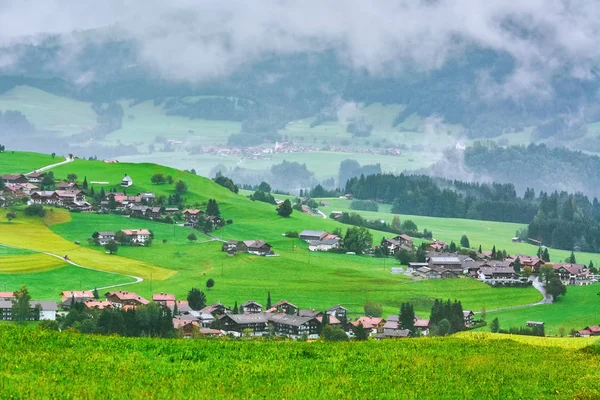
479;284;600;335
1;325;599;398
318;198;600;266
0;151;64;174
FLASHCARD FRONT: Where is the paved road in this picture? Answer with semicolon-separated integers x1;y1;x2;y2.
25;156;74;175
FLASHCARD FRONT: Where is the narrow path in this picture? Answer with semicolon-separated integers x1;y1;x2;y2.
316;210;327;219
42;252;143;291
475;276;552;314
0;243;142;291
25;156;74;175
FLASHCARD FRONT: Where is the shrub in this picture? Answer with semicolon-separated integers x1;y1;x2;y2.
24;204;46;217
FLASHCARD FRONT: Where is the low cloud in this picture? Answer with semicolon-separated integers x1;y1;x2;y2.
1;0;600;98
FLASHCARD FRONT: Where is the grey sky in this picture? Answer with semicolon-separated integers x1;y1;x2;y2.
1;0;599;96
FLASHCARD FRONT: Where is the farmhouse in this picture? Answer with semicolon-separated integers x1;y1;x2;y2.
56;182;78;191
463;310;475;327
378;318;412;339
266;300;298;315
478;266;518;280
576;325;600;337
105;291;150;307
299;230;328;241
55;190;85;205
26;172;45;183
60;290;95;308
381;235;414;253
120;174;133;187
241;300;263;314
327;305;348;323
173;318;201;338
16;183;39;195
120;229;151;244
428;240;448;252
30;191;61;205
308;237;340;252
152;293;176;307
0;292;14;301
552;264;592;285
183;209;204;226
96;232;115;245
84;301;114;310
0;300;57;321
201;302;231;317
268;313;321;339
1;174;28;187
239;240;272;255
219;313;269;336
350;316;386;334
428;256;463;271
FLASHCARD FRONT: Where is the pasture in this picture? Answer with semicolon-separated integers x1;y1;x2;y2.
1;325;600;398
0;151;64;174
0;210;174;280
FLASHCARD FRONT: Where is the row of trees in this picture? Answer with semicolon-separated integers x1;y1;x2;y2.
345;173;538;223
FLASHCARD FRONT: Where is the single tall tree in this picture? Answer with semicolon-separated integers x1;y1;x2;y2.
399;302;416;332
566;251;577;264
513;257;521;273
82;176;88;190
490;317;500;333
104;240;118;254
187;288;207;311
542;248;550;262
478;245;482;253
277;199;293;217
266;291;272;310
206;278;215;290
67;173;77;182
6;211;16;223
11;286;33;323
460;235;470;249
232;301;239;314
206;199;220;217
175;180;188;194
187;233;198;243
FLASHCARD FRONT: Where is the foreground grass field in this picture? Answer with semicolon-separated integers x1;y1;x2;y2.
1;325;599;399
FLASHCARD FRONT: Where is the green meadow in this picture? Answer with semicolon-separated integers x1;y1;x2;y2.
0;151;64;174
2;325;600;399
0;264;136;299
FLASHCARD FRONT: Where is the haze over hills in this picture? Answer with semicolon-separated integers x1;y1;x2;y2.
2;1;600;191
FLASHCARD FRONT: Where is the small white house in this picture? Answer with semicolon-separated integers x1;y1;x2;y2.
120;174;133;187
34;301;58;320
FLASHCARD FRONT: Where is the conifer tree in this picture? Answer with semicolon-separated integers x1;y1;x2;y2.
266;291;272;310
233;301;239;314
82;176;88;190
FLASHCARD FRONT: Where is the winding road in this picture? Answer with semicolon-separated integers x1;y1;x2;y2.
475;276;553;315
0;244;143;291
25;156;74;175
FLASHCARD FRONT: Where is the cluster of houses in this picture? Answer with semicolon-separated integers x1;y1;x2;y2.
182;209;224;229
1;173;91;211
95;229;152;246
0;292;57;321
387;247;600;286
299;230;341;252
222;240;274;256
576;325;600;337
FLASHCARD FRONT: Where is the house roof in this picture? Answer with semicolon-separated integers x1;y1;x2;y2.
60;290;94;300
201;302;230;315
121;229;151;236
585;325;600;332
84;301;113;310
352;316;385;329
414;318;430;328
397;234;413;242
31;301;58;311
220;313;269;324
429;257;461;265
27;172;45;178
578;329;592;336
317;315;341;324
173;318;200;329
183;209;203;215
327;304;347;312
299;309;322;318
0;292;14;298
308;238;340;246
105;291;149;304
241;300;263;308
463;310;474;316
1;174;26;181
152;293;176;302
98;232;115;236
299;230;328;238
269;313;317;327
242;240;271;249
121;175;133;182
480;266;516;275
